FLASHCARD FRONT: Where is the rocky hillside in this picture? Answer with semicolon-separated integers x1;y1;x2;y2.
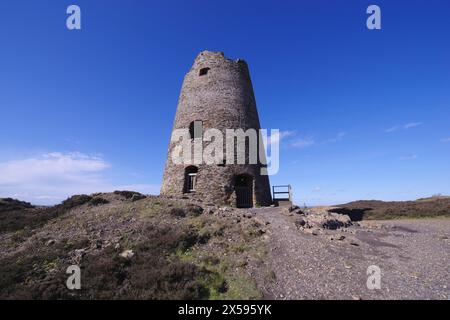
330;197;450;220
0;192;268;299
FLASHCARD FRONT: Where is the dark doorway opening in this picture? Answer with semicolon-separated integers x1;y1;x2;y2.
235;174;253;208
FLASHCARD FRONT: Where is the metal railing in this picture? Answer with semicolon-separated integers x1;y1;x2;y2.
272;185;292;202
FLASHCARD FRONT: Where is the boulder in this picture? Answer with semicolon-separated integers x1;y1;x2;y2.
294;218;306;229
295;209;352;235
120;250;134;259
302;211;352;230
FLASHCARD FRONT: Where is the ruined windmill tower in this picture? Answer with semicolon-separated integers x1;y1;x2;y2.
160;51;272;207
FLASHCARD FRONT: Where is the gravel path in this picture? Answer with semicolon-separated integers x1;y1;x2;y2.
251;207;449;300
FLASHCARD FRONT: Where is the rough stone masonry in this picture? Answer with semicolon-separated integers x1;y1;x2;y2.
160;51;272;207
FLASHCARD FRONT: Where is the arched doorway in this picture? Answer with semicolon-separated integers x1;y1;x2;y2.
235;174;253;208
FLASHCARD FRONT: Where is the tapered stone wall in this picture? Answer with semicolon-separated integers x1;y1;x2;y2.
160;51;272;207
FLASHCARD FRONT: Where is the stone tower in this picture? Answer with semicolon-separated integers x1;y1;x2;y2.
160;51;272;207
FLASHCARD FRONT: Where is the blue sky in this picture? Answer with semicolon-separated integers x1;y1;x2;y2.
0;0;449;205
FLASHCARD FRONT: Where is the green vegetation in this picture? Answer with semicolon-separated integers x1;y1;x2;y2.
332;197;450;220
0;192;266;299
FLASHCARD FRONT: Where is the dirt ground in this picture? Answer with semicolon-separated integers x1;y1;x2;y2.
250;207;449;300
1;195;448;300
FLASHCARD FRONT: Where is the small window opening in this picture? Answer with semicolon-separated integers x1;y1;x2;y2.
184;166;198;193
199;68;210;76
189;120;203;139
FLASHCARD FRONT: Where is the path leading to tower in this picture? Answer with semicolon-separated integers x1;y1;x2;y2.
248;207;449;300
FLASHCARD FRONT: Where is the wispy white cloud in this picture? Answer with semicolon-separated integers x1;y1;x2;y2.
322;131;347;144
385;126;400;133
0;152;110;186
399;154;418;160
312;186;321;192
266;130;346;149
441;138;450;143
291;137;315;148
266;130;297;146
279;130;297;139
0;152;159;205
291;131;347;148
403;122;422;129
385;122;422;133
